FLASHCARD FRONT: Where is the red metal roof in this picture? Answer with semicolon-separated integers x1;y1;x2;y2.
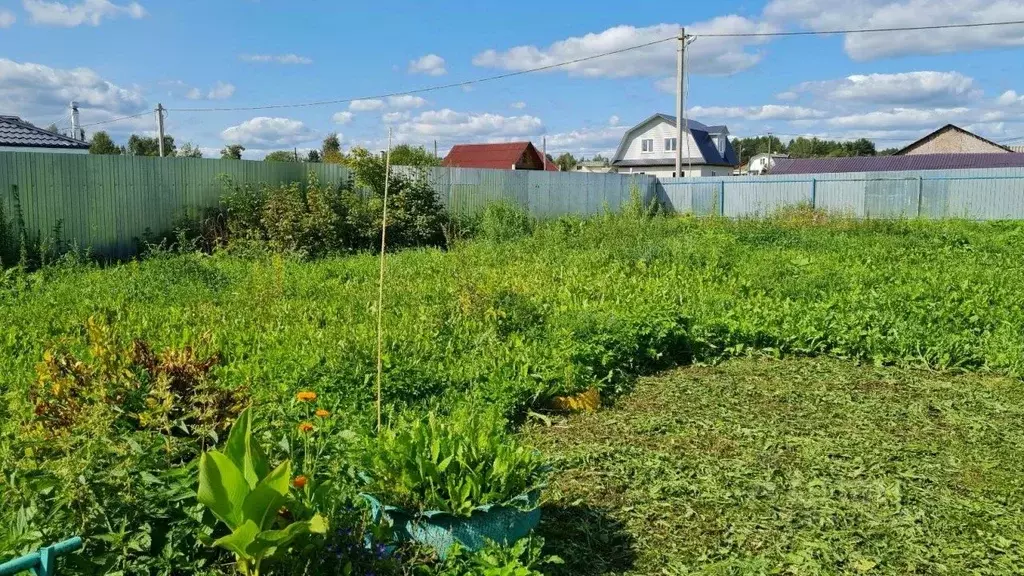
771;153;1024;175
443;141;558;170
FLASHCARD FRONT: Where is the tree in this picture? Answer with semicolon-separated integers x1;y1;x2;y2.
845;138;876;157
177;142;203;158
389;144;440;167
89;131;121;155
220;144;245;160
554;152;577;172
322;133;344;164
590;153;608;164
128;134;176;157
264;150;298;162
879;147;900;156
45;123;60;134
305;150;321;163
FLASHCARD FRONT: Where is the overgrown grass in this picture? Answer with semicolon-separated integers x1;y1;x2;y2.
3;213;1024;572
528;356;1024;575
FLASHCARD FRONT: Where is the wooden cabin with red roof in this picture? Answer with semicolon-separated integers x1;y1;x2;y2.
441;141;559;171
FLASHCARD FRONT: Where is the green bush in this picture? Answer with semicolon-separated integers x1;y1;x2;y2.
477;201;534;242
360;408;548;516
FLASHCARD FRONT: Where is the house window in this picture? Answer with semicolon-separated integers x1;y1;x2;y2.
664;138;677;152
641;139;654;153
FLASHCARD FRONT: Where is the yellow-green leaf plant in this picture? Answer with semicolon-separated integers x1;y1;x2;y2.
197;407;327;575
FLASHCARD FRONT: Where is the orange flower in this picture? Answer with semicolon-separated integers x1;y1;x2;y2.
298;422;314;433
315;409;330;418
296;391;317;402
292;475;308;489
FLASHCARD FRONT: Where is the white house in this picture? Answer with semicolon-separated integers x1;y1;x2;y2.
610;114;737;178
0;115;90;154
746;153;789;175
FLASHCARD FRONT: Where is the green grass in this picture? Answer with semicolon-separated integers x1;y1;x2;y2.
4;214;1024;573
529;357;1024;575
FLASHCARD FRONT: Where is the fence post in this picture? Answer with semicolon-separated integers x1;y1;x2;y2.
719;179;725;217
917;176;924;218
810;178;817;209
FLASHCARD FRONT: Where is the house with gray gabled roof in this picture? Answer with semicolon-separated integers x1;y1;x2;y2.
610;113;738;178
0;115;89;153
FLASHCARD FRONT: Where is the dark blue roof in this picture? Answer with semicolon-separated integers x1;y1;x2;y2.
771;154;1024;174
0;115;89;149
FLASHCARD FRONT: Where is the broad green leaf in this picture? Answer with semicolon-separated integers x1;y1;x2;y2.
255;519;312;549
212;520;260;560
225;408;270;489
198;452;249;529
242;460;290;530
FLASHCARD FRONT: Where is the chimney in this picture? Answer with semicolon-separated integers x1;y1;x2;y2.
70;101;82;141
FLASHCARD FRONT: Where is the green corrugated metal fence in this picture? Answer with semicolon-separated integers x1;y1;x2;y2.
0;153;351;257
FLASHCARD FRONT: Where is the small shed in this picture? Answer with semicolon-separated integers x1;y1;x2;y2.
442;142;558;171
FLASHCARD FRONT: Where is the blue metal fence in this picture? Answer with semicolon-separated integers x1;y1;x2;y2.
657;168;1024;219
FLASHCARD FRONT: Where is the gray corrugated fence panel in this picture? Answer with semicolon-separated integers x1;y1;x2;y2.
864;177;918;219
657;179;694;214
724;179;810;217
0;152;350;257
814;177;866;217
942;168;1024;219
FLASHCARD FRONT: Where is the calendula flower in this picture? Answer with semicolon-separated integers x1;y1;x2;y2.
296;391;317;402
292;475;308;489
315;408;330;418
298;422;314;433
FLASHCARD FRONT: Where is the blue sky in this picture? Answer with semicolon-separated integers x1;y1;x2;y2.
1;0;1023;158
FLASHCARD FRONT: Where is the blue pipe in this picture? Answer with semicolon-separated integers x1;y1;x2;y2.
0;538;82;576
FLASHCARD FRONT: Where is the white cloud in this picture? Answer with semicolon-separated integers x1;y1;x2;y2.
398;108;543;139
387;95;427;109
689;104;827;121
473;17;778;78
790;72;980;106
0;10;16;27
545;125;624;155
220;117;318;146
184;87;202;100
0;58;146;123
382;111;410;123
511;101;527;110
332;111;354;124
776;91;798;101
23;0;145;27
239;54;312;65
764;0;1024;60
207;81;235;100
608;115;620;126
350;99;384;111
408;54;447;76
825;107;974;129
997;90;1024;106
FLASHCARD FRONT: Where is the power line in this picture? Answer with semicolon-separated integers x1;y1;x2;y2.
695;19;1024;38
79;111;150;129
168;36;678;113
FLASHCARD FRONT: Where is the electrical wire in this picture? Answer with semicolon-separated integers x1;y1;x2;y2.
69;18;1024;129
169;36;677;113
79;111;150;129
694;19;1024;38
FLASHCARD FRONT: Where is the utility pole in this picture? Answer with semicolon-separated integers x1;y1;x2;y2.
767;131;772;174
156;103;166;157
434;139;438;160
70;101;82;141
675;27;685;178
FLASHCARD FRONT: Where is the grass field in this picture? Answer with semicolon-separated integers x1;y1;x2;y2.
3;212;1024;573
530;357;1024;575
